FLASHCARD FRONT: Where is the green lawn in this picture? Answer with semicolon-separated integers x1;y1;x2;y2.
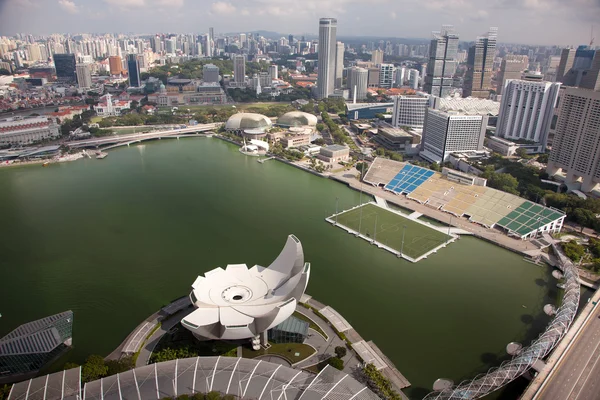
90;116;103;123
293;311;327;339
241;342;316;364
158;102;285;112
334;203;451;259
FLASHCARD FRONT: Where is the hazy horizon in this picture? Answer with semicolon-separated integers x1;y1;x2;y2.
0;0;598;46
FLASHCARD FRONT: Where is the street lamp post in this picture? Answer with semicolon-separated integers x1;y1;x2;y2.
448;215;452;236
374;213;378;242
401;225;407;256
335;197;339;225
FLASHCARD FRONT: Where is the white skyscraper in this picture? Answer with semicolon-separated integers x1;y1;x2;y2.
408;69;420;90
269;65;278;80
347;67;368;102
496;79;561;152
547;87;600;192
335;41;344;89
316;18;337;99
75;63;92;89
420;109;488;163
392;94;430;129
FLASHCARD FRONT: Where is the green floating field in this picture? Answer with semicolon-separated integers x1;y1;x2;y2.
334;203;452;259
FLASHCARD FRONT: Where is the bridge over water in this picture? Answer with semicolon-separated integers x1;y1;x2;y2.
66;123;222;149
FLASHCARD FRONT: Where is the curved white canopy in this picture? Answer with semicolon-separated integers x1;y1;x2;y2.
182;235;310;340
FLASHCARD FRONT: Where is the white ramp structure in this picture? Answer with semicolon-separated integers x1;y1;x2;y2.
182;235;310;342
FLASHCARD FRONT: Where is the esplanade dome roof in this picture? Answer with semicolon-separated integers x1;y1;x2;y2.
277;111;318;127
225;113;272;131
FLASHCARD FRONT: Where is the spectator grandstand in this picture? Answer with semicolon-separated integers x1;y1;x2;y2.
364;158;565;239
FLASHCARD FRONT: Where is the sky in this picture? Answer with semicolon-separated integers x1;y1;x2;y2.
0;0;599;46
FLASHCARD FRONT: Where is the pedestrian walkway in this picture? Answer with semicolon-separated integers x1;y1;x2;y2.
374;196;388;208
408;211;422;219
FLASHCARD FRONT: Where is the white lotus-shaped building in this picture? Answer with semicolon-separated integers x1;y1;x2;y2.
181;235;310;342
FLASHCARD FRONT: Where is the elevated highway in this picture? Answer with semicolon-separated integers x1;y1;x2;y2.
66;123;222;149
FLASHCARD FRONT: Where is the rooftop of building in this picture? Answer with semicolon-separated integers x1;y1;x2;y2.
346;102;394;111
323;144;349;152
433;96;500;115
377;124;412;138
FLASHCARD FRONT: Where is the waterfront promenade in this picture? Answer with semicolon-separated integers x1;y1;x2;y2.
110;293;411;399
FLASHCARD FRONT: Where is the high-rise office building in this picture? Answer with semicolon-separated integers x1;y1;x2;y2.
559;45;596;86
165;38;177;54
269;64;278;81
367;67;380;88
203;64;219;83
209;27;214;55
423;25;459;97
371;49;383;65
463;27;498;98
316;17;337;99
288;34;294;45
556;48;575;83
420;109;488;163
496;79;561;152
108;56;122;75
379;64;394;88
497;55;528;95
127;54;141;87
347;67;368;101
205;28;214;57
408;69;420;90
580;51;600;91
395;67;406;87
233;54;246;85
335;41;344;89
547;87;600;192
392;93;430;129
75;63;92;89
53;53;76;83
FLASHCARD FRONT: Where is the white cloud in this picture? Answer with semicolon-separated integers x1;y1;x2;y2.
241;8;250;15
58;0;79;14
211;1;236;14
155;0;183;7
104;0;145;9
390;11;397;19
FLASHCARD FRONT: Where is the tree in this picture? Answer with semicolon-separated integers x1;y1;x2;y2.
375;147;385;156
105;356;134;375
64;362;79;370
328;356;344;370
81;355;108;383
486;172;519;195
515;147;529;159
562;240;585;262
0;385;12;400
334;346;347;359
316;123;325;132
537;153;549;163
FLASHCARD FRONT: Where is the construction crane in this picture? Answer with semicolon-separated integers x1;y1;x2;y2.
591;25;595;47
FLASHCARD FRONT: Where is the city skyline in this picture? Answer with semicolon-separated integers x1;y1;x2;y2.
0;0;598;46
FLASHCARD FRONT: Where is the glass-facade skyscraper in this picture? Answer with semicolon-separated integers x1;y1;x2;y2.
463;27;498;98
423;25;459;98
53;54;76;83
127;54;141;88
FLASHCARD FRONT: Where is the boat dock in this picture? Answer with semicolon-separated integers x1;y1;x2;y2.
258;156;276;163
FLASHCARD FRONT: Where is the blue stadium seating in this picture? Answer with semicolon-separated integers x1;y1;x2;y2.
384;165;434;195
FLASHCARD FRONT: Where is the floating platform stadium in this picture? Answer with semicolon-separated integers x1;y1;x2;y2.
363;158;566;240
327;203;456;262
